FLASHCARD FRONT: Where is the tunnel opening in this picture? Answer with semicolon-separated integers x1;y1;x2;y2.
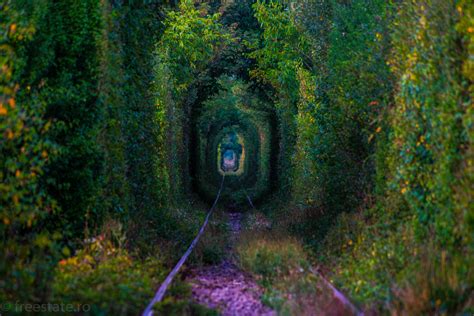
218;131;244;174
177;2;281;209
188;75;278;207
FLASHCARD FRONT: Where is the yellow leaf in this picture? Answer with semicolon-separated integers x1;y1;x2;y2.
62;247;71;256
368;134;374;143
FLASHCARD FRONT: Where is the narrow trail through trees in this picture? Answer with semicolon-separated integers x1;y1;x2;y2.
187;212;275;316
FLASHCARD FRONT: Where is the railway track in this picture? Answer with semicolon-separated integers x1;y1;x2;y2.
142;176;363;316
142;176;225;316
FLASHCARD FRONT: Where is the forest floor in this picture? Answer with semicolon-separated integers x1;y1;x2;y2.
186;212;275;316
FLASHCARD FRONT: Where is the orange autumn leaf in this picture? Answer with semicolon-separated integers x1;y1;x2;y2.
8;98;15;108
0;104;7;115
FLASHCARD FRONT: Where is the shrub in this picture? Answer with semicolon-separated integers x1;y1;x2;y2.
191;211;230;266
237;232;309;285
391;251;473;315
51;237;168;316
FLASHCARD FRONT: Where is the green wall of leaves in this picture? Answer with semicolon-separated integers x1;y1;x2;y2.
0;0;187;303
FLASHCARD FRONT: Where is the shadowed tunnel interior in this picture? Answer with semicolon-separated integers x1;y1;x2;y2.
191;75;276;206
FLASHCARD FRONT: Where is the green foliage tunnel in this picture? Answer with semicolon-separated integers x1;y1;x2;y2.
0;0;472;314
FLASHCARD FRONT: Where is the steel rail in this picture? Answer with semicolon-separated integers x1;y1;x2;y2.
244;192;255;209
238;179;255;210
310;267;364;316
142;175;225;316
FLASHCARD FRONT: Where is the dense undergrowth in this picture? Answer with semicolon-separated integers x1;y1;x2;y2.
1;0;473;315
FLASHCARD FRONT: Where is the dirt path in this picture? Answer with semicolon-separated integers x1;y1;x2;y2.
187;212;275;316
